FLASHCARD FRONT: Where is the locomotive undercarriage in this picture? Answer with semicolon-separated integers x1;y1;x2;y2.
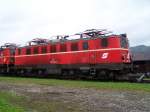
0;63;133;81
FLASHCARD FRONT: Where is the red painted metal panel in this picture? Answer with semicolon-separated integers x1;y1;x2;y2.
15;48;130;66
1;48;14;65
15;35;131;66
0;50;3;64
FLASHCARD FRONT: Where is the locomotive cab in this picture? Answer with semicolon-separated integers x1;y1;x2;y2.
120;34;129;49
0;43;17;73
119;34;132;63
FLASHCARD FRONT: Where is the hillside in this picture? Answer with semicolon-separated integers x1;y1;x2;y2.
130;45;150;61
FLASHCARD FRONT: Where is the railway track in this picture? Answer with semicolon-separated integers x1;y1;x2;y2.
141;79;150;83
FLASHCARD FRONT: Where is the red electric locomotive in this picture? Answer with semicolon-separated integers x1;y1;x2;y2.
14;29;132;79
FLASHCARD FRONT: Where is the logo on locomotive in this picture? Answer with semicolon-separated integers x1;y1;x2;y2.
101;53;109;59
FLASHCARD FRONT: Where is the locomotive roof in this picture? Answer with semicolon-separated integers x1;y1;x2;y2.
0;43;18;50
20;34;122;48
1;29;126;49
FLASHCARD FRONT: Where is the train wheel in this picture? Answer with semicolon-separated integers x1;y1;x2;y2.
108;71;116;81
69;70;75;79
37;70;42;77
61;70;68;79
73;70;81;80
96;70;108;80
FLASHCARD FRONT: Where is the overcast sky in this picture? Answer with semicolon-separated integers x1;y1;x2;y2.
0;0;150;46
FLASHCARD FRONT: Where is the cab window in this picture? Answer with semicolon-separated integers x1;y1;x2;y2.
120;35;128;48
60;43;67;52
71;42;78;51
83;41;88;50
41;46;47;53
33;47;39;54
51;45;56;53
26;48;31;55
101;38;108;47
18;48;21;55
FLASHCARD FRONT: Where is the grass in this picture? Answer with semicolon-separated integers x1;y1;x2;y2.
0;92;24;112
21;99;82;112
0;76;149;112
0;76;149;92
0;89;80;112
0;76;87;112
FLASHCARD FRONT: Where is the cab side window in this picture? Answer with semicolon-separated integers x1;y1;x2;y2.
101;38;108;47
51;45;56;53
71;42;78;51
26;48;31;55
60;43;67;52
10;48;16;55
83;41;88;50
33;47;39;54
18;48;21;55
120;37;128;48
41;46;47;53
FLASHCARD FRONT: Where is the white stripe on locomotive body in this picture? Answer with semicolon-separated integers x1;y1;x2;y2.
14;48;129;58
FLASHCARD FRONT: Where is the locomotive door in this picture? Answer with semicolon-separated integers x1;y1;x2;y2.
89;51;96;64
9;48;16;64
89;40;97;65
